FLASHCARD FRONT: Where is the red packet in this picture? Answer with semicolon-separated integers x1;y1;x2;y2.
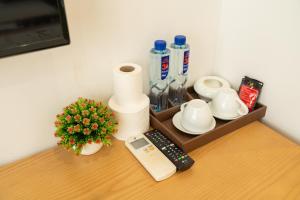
238;76;263;112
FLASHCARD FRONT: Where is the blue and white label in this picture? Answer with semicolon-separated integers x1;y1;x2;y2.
161;56;169;80
183;50;189;74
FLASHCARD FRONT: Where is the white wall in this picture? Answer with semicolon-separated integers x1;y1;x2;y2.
214;0;300;142
0;0;220;165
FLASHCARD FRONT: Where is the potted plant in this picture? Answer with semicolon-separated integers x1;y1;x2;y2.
54;97;118;155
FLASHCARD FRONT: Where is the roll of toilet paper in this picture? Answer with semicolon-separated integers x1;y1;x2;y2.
112;63;144;107
108;95;150;141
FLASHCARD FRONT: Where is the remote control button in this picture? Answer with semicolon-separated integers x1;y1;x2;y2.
148;146;155;151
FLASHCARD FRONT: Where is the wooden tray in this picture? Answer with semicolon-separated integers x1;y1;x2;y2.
150;90;194;117
150;87;267;152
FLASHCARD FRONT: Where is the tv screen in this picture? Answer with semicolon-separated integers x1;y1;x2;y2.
0;0;70;58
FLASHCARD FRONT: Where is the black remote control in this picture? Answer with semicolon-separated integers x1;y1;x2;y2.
144;129;194;171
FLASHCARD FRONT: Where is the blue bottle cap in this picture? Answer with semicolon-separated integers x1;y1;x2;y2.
154;40;167;51
174;35;186;45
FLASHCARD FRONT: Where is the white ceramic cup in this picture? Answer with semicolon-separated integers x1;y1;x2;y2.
211;88;248;117
180;99;214;132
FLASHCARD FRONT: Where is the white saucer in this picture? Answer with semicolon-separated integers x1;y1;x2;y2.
194;76;231;100
208;102;242;120
172;111;216;135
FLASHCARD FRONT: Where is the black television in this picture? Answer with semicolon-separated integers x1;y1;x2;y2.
0;0;70;58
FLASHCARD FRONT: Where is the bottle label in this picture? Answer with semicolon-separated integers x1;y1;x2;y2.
161;56;169;80
183;50;189;74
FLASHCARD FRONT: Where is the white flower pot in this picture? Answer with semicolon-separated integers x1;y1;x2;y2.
80;142;103;155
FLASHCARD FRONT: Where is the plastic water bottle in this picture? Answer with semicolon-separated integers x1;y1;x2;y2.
169;35;190;105
149;40;170;112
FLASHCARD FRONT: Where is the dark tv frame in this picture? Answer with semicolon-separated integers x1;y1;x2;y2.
0;0;70;58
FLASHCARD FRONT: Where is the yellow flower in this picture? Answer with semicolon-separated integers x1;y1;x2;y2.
83;118;90;126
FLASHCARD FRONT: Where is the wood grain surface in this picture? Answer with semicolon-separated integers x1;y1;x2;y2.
0;121;300;200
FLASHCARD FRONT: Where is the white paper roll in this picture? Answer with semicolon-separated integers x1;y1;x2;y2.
113;63;144;107
108;95;150;141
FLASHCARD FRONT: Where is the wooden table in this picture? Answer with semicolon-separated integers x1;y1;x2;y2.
1;121;300;200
